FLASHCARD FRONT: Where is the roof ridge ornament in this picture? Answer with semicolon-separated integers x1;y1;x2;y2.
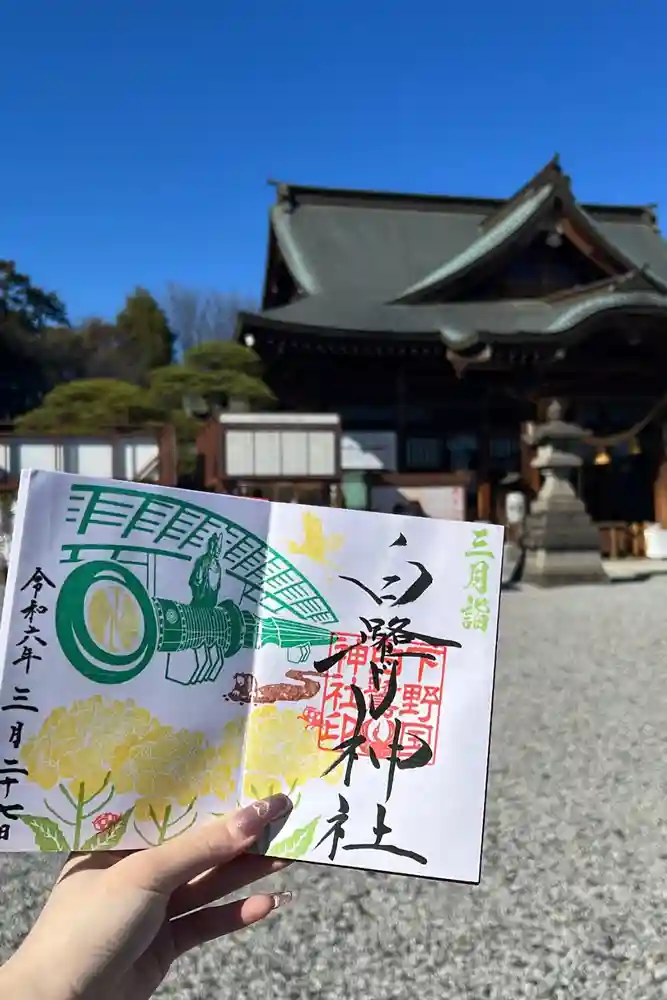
479;156;562;234
273;182;297;212
645;205;661;231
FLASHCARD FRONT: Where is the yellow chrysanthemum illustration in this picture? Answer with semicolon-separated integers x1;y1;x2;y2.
20;694;339;854
112;724;212;822
242;704;341;800
206;716;245;803
19;696;249;850
21;696;248;820
21;696;157;793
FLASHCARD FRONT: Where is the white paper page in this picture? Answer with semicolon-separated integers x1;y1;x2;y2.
0;471;503;883
248;504;503;882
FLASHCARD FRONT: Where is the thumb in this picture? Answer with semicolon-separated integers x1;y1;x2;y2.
113;794;292;895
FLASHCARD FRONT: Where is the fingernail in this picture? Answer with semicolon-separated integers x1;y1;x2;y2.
237;794;292;838
271;891;293;910
270;858;294;871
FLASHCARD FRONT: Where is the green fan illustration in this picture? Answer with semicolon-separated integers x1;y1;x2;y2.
55;484;339;687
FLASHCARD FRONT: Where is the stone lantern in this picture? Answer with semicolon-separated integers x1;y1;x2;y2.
522;399;607;586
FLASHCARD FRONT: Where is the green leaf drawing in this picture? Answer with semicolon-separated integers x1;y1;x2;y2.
19;815;70;853
270;816;320;860
79;808;134;852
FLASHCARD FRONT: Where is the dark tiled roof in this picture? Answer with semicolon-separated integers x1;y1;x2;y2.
592;219;667;282
268;183;667;300
242;167;667;344
249;289;667;348
269;200;487;299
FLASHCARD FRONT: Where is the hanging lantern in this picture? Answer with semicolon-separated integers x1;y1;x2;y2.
594;447;611;466
629;437;642;456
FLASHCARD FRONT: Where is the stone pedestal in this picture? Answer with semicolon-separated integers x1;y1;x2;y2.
523;400;608;587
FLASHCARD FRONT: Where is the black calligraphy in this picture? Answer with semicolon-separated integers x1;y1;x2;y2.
343;803;427;865
321;684;369;786
314;615;461;676
317;532;457;867
0;567;52;841
314;794;350;861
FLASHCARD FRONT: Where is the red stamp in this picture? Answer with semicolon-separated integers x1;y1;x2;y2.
316;632;448;764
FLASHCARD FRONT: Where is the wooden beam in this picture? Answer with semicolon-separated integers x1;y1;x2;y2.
558;218;623;276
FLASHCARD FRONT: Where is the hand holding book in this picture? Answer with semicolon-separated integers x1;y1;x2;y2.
0;794;295;1000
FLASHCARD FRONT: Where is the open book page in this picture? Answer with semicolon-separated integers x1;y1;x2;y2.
0;472;273;851
0;471;503;883
249;504;503;882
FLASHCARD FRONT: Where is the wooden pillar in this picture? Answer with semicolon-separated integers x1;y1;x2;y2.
477;480;492;521
476;425;491;521
195;419;221;490
654;455;667;528
158;423;178;486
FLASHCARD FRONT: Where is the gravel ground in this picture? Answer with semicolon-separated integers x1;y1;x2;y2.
3;577;667;999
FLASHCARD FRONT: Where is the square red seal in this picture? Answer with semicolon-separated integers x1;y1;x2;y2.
313;632;448;764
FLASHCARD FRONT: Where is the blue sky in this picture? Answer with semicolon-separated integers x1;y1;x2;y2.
2;0;664;323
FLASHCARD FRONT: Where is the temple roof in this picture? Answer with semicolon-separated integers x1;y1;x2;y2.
239;159;667;346
244;286;667;349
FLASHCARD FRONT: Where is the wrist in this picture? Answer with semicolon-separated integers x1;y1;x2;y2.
0;956;34;998
0;954;68;1000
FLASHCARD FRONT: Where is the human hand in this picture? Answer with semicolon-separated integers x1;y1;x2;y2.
0;793;294;1000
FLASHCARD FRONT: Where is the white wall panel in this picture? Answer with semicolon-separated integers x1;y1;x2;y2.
19;444;58;472
78;444;113;478
307;432;335;476
226;431;254;476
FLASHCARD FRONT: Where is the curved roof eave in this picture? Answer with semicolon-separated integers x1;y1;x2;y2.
239;290;667;348
394;184;554;302
270;205;321;295
545;290;667;334
234;310;442;341
437;290;667;348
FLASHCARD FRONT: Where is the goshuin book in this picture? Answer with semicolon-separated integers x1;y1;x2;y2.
0;471;503;883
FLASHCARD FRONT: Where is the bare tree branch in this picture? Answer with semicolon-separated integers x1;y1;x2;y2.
163;284;257;350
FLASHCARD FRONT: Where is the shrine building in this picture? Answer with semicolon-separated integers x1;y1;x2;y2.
233;157;667;556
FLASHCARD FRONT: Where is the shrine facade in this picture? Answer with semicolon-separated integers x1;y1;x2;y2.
234;157;667;555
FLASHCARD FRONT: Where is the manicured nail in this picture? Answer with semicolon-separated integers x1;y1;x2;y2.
271;891;293;910
270;858;294;871
237;794;293;838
